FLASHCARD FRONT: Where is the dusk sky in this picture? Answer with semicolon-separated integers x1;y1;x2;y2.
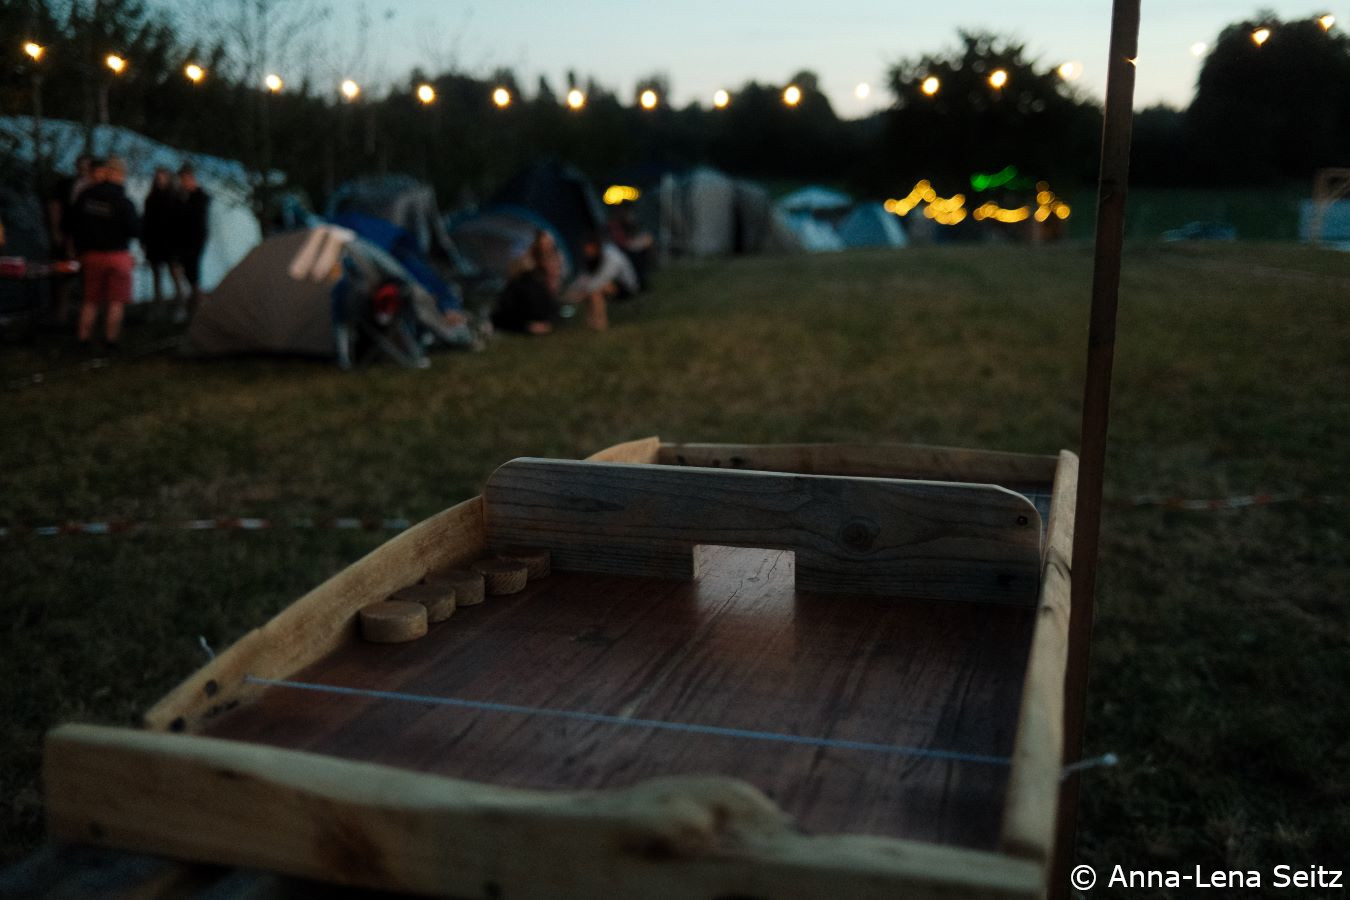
315;1;1338;115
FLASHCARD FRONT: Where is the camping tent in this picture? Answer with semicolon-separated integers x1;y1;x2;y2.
653;167;803;258
327;175;475;278
447;208;567;282
774;185;852;253
186;225;468;366
777;186;853;217
0;117;261;301
837;203;909;249
330;210;463;313
483;160;606;274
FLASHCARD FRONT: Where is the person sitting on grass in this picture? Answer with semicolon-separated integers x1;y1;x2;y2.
70;157;140;351
561;233;639;332
492;230;563;335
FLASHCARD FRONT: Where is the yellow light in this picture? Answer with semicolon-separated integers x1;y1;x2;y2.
24;42;45;62
1036;190;1053;205
1057;61;1082;81
184;63;205;83
639;88;658;110
712;89;730;109
1318;14;1335;30
416;83;436;104
1190;41;1208;57
492;86;512;108
105;53;126;75
1251;27;1271;46
1034;207;1050;223
603;185;641;205
783;84;802;106
988;69;1008;89
854;82;870;100
921;75;940;96
1054;203;1071;220
264;73;283;92
566;88;586;110
883;199;897;213
340;79;360;100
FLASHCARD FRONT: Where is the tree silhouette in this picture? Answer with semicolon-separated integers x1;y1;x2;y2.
1187;15;1350;183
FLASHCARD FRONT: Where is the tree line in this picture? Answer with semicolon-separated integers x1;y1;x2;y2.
3;0;1346;221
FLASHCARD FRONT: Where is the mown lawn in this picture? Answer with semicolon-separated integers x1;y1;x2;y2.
2;241;1347;895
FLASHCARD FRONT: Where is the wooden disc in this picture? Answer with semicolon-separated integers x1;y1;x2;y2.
425;568;486;607
470;558;529;596
391;583;456;623
358;600;428;643
497;546;551;580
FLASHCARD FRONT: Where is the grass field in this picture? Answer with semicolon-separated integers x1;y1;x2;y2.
2;241;1347;895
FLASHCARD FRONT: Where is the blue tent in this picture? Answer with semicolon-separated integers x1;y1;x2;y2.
330;211;462;313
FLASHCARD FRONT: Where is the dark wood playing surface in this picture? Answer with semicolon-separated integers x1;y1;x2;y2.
207;546;1035;850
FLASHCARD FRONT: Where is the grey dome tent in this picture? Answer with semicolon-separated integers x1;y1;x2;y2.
837;203;910;249
186;225;441;367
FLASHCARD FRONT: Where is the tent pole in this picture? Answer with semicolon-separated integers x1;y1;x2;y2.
1051;2;1140;898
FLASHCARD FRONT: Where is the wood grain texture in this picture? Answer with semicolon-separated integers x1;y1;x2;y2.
1000;451;1079;864
206;547;1033;849
142;496;487;733
659;442;1058;485
484;459;1043;603
46;724;1043;899
586;435;662;464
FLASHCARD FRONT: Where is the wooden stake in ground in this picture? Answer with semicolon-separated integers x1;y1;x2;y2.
1054;1;1140;897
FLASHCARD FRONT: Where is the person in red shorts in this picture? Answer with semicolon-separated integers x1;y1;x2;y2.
70;157;140;349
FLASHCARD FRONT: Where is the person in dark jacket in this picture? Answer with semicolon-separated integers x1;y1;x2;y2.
70;157;140;348
174;164;210;322
141;168;182;315
492;230;561;335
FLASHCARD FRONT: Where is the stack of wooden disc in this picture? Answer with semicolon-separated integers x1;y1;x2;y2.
425;568;486;607
470;558;530;595
497;546;551;580
358;600;428;643
391;583;456;623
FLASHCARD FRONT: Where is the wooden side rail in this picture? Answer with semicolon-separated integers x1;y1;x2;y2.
999;451;1079;865
484;459;1043;603
45;724;1043;900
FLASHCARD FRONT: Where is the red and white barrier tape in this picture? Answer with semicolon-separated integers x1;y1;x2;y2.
0;516;412;539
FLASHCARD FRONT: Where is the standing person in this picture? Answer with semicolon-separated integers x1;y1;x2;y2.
70;157;139;349
141;168;182;318
46;154;92;326
174;164;210;323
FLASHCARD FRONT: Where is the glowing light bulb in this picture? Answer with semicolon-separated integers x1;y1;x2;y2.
1251;27;1271;46
184;63;205;83
1057;61;1082;81
712;89;730;109
340;79;360;100
416;84;436;104
988;68;1008;89
566;88;585;109
854;82;870;99
105;54;126;75
921;76;940;96
1318;14;1335;30
1190;41;1208;57
639;88;658;110
783;84;802;106
492;86;512;108
264;73;283;92
24;42;45;62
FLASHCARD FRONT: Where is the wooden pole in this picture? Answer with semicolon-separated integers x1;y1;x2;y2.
1051;1;1140;898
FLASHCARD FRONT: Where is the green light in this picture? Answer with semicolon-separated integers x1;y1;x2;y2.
970;165;1020;192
